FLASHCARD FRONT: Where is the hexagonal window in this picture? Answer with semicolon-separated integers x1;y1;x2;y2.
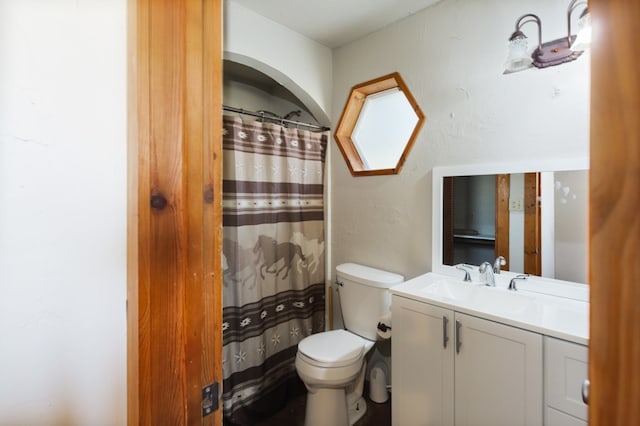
334;72;425;176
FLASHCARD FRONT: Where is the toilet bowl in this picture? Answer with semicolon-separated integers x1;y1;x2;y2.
295;263;403;426
296;330;371;386
296;329;375;426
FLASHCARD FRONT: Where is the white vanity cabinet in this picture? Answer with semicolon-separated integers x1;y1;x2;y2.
544;337;589;425
392;295;543;426
392;295;454;425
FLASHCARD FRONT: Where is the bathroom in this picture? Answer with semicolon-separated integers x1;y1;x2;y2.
0;0;636;424
223;0;588;422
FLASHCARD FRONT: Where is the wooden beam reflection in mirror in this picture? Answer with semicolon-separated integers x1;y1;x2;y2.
495;174;510;270
443;177;454;265
524;172;541;276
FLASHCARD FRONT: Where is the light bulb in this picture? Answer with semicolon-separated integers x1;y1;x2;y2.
571;12;591;52
504;36;533;74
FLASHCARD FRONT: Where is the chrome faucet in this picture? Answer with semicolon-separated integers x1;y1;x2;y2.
493;256;506;274
479;262;495;287
455;264;472;282
508;274;529;291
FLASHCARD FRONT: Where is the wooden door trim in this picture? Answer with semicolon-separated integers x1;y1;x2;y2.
590;1;640;424
127;0;222;424
202;1;223;425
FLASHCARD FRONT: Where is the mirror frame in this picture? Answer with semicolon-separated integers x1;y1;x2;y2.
432;157;589;283
334;72;425;176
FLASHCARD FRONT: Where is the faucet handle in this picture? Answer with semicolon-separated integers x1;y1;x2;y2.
479;262;496;286
479;261;491;273
508;274;529;291
455;264;472;282
493;256;506;274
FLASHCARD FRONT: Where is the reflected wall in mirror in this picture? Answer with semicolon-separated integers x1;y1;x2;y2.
433;160;588;284
334;72;425;176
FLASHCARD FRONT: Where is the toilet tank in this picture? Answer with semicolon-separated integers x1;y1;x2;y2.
336;263;404;341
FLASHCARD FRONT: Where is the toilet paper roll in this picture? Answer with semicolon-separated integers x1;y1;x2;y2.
376;314;392;339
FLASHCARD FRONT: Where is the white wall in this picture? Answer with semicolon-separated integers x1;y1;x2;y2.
224;0;333;125
0;1;127;424
331;0;590;281
553;169;588;283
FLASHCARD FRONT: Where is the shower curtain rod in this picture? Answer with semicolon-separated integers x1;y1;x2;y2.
223;105;330;132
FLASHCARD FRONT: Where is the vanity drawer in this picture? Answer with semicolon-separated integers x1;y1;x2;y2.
544;337;588;423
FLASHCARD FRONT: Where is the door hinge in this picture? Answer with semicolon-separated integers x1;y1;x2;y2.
202;382;220;417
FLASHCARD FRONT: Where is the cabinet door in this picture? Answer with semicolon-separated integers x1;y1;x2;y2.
392;296;454;426
454;312;543;426
545;406;587;426
544;336;588;423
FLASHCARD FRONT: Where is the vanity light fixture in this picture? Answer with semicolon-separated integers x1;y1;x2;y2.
504;0;591;74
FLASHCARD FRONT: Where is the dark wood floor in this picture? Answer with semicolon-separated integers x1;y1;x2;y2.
254;385;391;426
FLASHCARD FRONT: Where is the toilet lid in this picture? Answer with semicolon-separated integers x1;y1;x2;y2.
298;329;365;367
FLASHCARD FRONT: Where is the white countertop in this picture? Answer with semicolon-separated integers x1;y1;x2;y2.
390;272;589;346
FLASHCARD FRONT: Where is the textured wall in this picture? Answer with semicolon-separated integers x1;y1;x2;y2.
0;1;126;424
330;0;590;282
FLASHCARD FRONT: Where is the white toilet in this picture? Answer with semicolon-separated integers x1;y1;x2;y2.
295;263;403;426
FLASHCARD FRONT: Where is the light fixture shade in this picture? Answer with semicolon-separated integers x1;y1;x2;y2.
504;35;533;74
571;12;591;51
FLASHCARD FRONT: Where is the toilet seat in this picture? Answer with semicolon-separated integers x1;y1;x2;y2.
298;329;366;368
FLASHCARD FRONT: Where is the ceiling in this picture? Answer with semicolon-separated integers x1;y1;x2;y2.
230;0;443;48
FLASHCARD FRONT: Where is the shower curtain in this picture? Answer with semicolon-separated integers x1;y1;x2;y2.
221;115;327;424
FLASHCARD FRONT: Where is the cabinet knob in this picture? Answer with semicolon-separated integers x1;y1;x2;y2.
582;379;590;405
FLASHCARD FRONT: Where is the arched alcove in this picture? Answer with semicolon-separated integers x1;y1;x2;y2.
223;52;331;127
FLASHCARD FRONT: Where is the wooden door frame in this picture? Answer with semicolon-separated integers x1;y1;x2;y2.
127;0;222;424
122;0;640;424
589;1;640;424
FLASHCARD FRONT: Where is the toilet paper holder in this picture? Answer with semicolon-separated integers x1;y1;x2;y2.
377;322;391;332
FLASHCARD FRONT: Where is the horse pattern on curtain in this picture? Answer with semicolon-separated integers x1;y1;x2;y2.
221;115;327;423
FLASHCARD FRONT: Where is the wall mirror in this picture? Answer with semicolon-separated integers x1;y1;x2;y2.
334;72;425;176
432;158;589;285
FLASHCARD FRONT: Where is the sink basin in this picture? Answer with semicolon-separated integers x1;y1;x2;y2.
420;279;475;301
420;279;537;316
